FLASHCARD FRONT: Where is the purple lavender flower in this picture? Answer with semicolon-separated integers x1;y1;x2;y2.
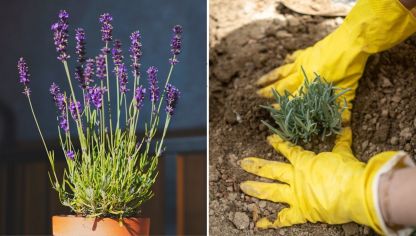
78;59;94;88
112;39;124;68
135;85;146;109
49;82;63;108
23;87;31;96
99;13;113;43
130;31;142;77
17;58;30;86
74;66;83;88
88;86;106;109
101;47;110;55
59;112;69;132
165;83;180;116
69;99;82;120
54;93;66;113
118;64;128;93
95;54;106;80
66;150;75;160
75;28;86;63
169;25;183;65
49;83;67;114
58;10;69;21
51;10;70;62
147;66;159;102
49;82;60;97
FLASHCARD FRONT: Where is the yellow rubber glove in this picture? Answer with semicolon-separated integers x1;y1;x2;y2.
240;127;413;235
257;0;416;122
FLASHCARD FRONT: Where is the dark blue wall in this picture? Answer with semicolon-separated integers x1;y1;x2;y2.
1;0;206;141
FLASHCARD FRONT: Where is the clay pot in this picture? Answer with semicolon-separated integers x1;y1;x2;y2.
52;215;150;236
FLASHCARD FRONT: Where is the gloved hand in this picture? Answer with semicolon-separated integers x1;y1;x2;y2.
257;0;416;122
240;127;413;235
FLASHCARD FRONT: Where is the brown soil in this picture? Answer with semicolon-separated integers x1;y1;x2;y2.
209;1;416;235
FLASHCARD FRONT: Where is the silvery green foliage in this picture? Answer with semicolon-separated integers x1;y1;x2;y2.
262;69;349;144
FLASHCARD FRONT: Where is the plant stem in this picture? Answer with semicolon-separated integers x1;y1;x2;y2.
156;56;175;115
124;95;128;124
26;91;49;155
105;42;110;103
100;80;106;144
116;67;120;130
147;56;176;148
63;61;86;151
82;90;89;123
103;43;114;149
63;61;80;120
143;57;177;159
156;115;171;156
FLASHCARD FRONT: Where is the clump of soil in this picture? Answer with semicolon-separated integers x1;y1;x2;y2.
351;39;416;161
209;2;416;236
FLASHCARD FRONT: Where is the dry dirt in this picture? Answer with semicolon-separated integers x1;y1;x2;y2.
209;1;416;235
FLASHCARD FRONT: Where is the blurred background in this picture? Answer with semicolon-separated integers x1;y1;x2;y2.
0;0;206;235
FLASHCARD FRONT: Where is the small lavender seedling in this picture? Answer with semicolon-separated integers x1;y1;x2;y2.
262;69;349;144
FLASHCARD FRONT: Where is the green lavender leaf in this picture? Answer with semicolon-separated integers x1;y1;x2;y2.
263;69;349;143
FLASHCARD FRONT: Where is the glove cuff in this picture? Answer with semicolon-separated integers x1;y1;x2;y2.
366;151;415;235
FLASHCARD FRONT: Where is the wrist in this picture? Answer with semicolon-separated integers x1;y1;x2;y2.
379;166;416;228
369;151;415;235
378;169;404;230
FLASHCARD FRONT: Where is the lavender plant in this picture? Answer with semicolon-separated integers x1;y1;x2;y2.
17;10;183;220
262;69;349;143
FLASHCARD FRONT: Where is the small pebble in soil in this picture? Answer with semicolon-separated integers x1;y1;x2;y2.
362;140;369;150
380;75;393;88
228;153;239;167
400;127;413;141
363;226;371;235
227;192;237;201
342;223;360;236
391;95;401;103
225;109;237;124
374;117;390;143
247;203;260;221
274;14;287;27
232;212;250;230
210;166;220;182
286;15;301;27
405;143;412;152
390;137;399;145
275;30;292;38
278;228;287;235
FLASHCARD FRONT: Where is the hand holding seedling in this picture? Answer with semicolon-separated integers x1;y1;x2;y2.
256;0;416;123
240;127;414;235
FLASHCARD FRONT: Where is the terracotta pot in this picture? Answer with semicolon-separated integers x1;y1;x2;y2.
52;215;150;236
